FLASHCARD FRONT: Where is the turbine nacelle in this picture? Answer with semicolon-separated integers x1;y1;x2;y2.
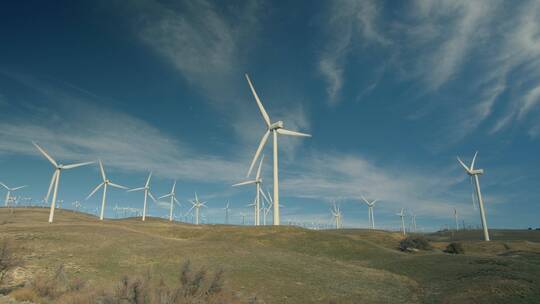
269;121;284;130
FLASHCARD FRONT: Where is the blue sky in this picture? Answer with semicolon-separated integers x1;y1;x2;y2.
0;0;539;230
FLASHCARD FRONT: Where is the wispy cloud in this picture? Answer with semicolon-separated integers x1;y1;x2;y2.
0;74;246;183
128;0;260;103
318;0;388;105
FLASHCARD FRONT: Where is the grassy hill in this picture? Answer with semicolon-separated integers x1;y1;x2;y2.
1;207;540;303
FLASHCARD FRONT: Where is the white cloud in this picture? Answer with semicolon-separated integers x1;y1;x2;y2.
0;75;246;184
318;0;388;104
281;151;476;219
132;0;260;102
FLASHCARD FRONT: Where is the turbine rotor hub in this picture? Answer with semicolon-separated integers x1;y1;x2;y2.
269;121;284;130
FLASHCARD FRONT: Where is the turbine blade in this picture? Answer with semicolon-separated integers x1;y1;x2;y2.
174;197;180;205
361;195;369;205
232;180;257;187
63;161;94;169
45;170;59;202
109;182;128;190
159;193;172;199
471;151;478;169
187;205;196;214
256;154;265;180
259;188;269;203
33;142;58;167
145;172;153;188
172;180;176;193
247;130;270;177
148;191;157;202
86;183;104;200
11;185;28;191
0;182;8;190
245;74;271;127
99;160;106;181
127;187;145;192
457;157;470;172
276;128;311;137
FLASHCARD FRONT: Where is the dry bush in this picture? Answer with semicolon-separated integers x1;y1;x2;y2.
399;236;432;252
23;261;254;304
8;287;40;302
445;242;465;254
0;241;21;284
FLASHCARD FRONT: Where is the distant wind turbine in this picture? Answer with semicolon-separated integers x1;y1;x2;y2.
244;74;311;226
127;172;156;221
0;182;27;207
223;201;230;224
454;208;459;231
457;151;490;241
188;193;206;225
33;142;94;223
397;208;406;236
330;202;342;229
233;155;266;225
87;160;129;220
159;181;180;222
361;196;378;230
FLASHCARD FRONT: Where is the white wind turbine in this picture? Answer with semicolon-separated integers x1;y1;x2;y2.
457;151;490;241
330;202;342;229
187;193;206;225
261;190;273;225
454;208;459;231
233;155;266;226
33;142;94;223
361;196;378;230
397;208;406;236
127;172;157;221
87;160;129;220
159;181;180;222
223;201;231;224
0;182;27;207
244;74;311;226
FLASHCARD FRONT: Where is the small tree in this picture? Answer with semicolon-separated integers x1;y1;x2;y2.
445;242;465;254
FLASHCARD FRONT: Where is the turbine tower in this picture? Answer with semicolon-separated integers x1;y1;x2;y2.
159;181;180;222
233;155;265;225
361;196;378;230
223;201;230;224
0;182;27;207
244;74;311;225
458;151;490;241
127;172;156;221
454;208;459;231
397;208;406;236
33;142;94;223
188;193;206;225
330;202;342;229
87;160;129;220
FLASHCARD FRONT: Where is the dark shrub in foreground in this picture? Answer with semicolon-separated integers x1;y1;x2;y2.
399;236;432;252
445;242;465;254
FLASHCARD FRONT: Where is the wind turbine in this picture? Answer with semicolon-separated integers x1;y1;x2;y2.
330;202;342;229
361;196;378;230
410;212;417;233
223;201;231;224
159;181;180;222
233;155;266;225
0;182;27;207
187;193;206;225
454;208;459;231
261;190;273;225
457;151;490;241
127;172;156;221
87;160;129;220
397;208;406;236
244;74;311;226
33;142;94;223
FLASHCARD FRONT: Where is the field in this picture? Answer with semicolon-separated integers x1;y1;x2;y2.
1;207;540;303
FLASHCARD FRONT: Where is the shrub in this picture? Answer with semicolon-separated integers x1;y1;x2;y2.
445;242;465;254
399;236;432;252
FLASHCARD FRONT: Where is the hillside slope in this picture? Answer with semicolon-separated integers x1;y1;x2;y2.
1;208;540;303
